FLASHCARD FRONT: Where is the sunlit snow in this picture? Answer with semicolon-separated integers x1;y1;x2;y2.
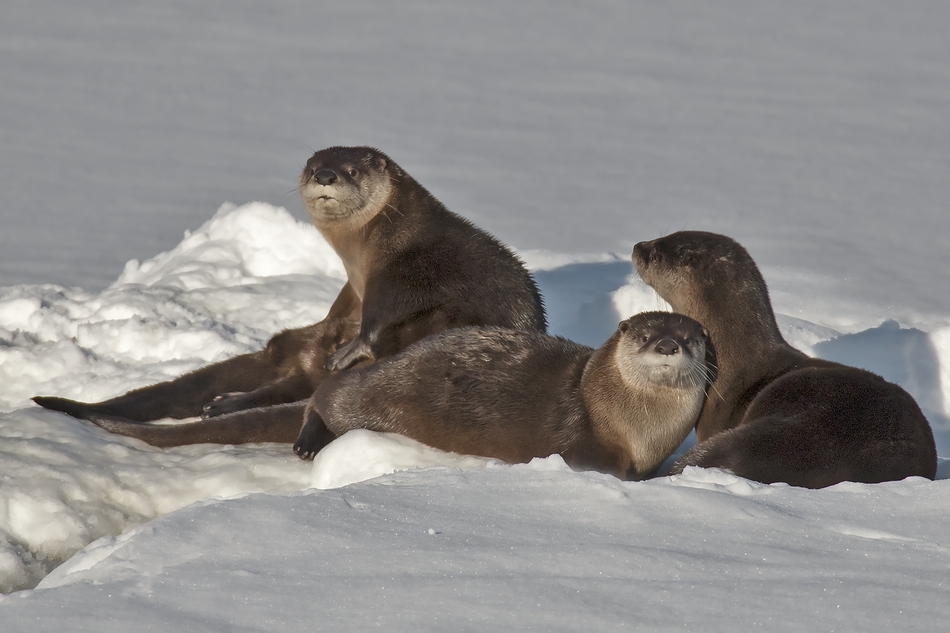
2;1;949;631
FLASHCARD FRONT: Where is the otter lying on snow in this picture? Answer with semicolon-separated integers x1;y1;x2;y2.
294;312;713;480
633;230;937;488
34;146;546;446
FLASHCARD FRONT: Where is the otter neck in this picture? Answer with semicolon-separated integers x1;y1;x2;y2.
671;285;786;363
666;280;799;442
314;223;373;299
580;342;699;476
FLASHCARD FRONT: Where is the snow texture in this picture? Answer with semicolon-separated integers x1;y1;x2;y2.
1;1;949;630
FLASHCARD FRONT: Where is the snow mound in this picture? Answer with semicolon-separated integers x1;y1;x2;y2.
113;202;346;290
311;429;497;490
3;467;948;631
1;203;948;596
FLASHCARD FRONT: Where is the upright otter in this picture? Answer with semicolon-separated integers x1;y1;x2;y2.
34;147;546;445
293;312;712;480
632;231;936;488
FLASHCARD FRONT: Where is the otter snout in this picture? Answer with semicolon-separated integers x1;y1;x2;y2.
314;168;338;186
654;338;680;356
632;241;656;269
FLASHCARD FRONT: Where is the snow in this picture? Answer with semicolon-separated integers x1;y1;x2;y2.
2;0;950;630
3;463;950;632
2;204;948;629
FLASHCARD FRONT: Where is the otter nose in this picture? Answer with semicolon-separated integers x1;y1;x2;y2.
314;169;338;186
654;338;680;356
633;241;653;262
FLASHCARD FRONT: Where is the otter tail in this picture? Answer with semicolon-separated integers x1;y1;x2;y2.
36;400;307;448
32;396;103;419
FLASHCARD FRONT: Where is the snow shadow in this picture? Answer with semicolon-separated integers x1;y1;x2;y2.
533;260;636;347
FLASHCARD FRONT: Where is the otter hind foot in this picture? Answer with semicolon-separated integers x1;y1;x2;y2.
201;392;251;419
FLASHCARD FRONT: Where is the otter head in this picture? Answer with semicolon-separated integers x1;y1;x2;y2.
614;311;710;390
632;231;767;316
632;231;784;351
300;146;396;232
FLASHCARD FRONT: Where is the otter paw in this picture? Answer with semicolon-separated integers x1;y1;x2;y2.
326;339;374;372
200;392;247;419
293;432;319;460
294;410;335;460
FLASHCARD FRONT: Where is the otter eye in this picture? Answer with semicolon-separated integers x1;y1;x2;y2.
347;169;358;177
640;335;650;344
650;251;662;264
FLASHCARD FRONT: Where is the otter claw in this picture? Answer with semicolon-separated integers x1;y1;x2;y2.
293;439;317;460
200;392;247;419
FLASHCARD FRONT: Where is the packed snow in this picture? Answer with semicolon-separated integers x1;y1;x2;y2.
2;1;950;630
1;204;948;630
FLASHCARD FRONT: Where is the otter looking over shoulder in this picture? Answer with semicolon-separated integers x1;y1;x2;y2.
633;230;936;488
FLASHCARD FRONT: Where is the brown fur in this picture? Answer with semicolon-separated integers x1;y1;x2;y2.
294;312;711;480
300;146;546;370
632;230;936;487
33;317;358;423
34;147;546;447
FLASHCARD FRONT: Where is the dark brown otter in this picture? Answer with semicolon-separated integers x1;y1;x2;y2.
33;146;546;445
294;312;712;480
33;317;359;424
632;230;936;488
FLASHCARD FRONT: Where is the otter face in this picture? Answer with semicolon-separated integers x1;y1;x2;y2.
300;146;394;230
615;311;710;389
632;231;753;313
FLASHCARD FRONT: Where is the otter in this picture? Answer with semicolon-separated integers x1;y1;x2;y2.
293;312;712;481
34;146;546;445
632;230;937;488
34;317;360;425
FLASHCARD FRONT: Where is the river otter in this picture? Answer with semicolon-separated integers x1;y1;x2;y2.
294;312;712;480
632;230;936;488
34;146;546;445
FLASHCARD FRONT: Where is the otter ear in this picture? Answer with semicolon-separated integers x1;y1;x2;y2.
618;321;629;333
701;327;709;339
376;156;388;170
678;251;700;267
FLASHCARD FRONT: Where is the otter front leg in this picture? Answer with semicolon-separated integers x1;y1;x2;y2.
325;338;375;371
201;374;316;418
325;310;389;371
294;407;337;460
326;308;459;371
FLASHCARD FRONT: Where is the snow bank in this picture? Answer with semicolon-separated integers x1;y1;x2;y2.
113;202;346;290
0;204;340;592
1;203;948;597
2;465;948;632
310;429;496;490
